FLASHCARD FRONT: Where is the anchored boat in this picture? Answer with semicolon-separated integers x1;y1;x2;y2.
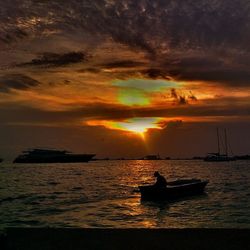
139;179;208;201
13;148;95;163
204;128;235;162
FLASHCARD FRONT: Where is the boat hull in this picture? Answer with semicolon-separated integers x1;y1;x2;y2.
13;154;95;163
139;179;208;201
204;156;236;162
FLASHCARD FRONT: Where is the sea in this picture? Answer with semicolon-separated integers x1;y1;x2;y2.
0;160;250;228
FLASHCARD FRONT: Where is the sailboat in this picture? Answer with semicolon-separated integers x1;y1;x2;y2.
204;128;236;162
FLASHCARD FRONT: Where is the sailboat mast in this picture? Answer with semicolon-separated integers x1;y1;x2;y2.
217;127;220;155
224;129;228;156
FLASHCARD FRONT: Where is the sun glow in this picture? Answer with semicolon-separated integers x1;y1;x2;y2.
113;79;179;106
86;117;163;136
113;118;159;134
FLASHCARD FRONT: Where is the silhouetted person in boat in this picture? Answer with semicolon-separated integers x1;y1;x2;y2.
154;171;167;188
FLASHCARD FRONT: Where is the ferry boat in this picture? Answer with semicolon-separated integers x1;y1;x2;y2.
13;148;95;163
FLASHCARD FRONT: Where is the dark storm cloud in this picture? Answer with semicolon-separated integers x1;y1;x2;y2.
140;68;171;80
19;52;87;67
0;28;27;44
170;88;197;105
100;60;145;69
0;74;40;92
83;96;250;120
1;96;250;127
1;0;250;86
177;68;250;86
165;55;250;86
0;103;136;126
2;1;250;51
132;54;250;87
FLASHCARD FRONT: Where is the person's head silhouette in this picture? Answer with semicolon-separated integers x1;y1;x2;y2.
154;171;160;177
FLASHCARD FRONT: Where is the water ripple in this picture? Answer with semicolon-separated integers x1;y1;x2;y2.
0;160;249;228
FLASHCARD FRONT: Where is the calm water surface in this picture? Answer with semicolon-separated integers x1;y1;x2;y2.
0;160;250;228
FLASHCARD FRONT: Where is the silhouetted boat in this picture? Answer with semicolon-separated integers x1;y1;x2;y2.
204;153;235;162
139;179;208;201
13;148;95;163
144;154;161;160
204;128;235;162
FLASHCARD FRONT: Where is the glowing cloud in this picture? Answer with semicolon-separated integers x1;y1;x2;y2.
118;89;150;106
87;117;163;135
113;79;178;92
114;79;179;106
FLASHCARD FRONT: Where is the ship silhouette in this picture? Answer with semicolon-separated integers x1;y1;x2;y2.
13;148;95;163
204;128;235;162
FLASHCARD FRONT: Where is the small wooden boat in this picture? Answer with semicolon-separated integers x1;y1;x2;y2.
139;179;208;201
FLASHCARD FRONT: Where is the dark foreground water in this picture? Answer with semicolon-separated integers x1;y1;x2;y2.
0;160;249;228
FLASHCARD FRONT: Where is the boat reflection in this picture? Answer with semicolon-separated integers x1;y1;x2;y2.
140;192;208;204
140;194;208;227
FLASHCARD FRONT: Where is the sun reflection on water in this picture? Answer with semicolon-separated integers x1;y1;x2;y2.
1;160;248;228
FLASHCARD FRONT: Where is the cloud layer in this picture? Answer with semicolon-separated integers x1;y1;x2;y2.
0;74;40;92
1;1;250;85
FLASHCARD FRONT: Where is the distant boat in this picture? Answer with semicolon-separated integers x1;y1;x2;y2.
204;128;236;162
139;179;208;201
13;148;95;163
144;154;161;160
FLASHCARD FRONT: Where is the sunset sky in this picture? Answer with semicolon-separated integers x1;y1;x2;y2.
1;0;250;159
